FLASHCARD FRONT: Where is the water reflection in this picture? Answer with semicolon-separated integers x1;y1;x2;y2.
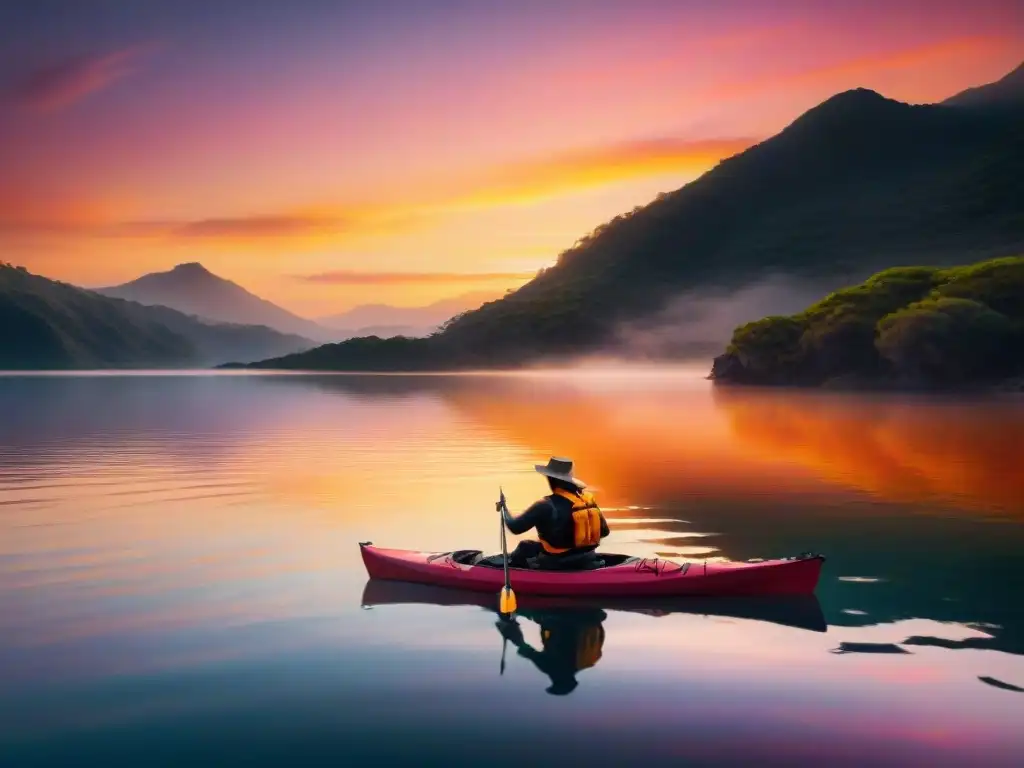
257;372;1024;516
8;371;1022;517
248;375;1024;661
1;372;1023;764
251;373;1024;662
245;372;819;508
980;676;1024;694
496;609;607;696
361;578;828;631
831;641;912;655
713;386;1024;516
361;579;828;695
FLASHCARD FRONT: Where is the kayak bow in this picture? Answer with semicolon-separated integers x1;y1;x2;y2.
358;542;824;597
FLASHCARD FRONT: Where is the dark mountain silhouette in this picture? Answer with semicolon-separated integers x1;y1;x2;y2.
945;60;1024;108
1;263;314;369
97;262;336;342
316;291;500;338
229;62;1024;372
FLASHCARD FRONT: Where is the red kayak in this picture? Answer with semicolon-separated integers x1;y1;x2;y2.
359;542;825;597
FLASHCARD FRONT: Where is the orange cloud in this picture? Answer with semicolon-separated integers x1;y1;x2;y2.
7;44;158;112
0;186;127;234
159;136;754;240
114;213;359;240
294;270;535;285
0;198;421;244
170;215;334;238
439;137;757;209
0;134;753;246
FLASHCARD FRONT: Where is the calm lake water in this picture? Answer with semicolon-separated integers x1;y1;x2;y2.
1;370;1023;766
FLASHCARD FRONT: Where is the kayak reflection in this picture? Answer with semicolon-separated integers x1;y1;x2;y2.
361;579;827;695
361;578;827;631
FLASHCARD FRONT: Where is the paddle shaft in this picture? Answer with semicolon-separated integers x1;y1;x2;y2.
499;488;510;591
498;487;517;615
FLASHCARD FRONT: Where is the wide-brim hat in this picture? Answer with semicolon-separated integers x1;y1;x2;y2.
534;456;586;489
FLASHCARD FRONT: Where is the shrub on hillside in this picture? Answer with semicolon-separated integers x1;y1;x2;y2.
876;297;1017;385
712;255;1024;389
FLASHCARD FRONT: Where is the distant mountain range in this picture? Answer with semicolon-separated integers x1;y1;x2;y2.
95;263;497;343
1;257;506;369
96;262;337;342
316;291;500;338
1;263;313;369
230;59;1024;371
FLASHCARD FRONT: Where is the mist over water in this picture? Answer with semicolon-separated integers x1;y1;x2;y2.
0;371;1022;766
608;274;830;360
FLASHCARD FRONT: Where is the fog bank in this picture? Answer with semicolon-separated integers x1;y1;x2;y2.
606;275;831;361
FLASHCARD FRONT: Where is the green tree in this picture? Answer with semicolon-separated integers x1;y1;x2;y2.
727;315;806;383
876;297;1016;385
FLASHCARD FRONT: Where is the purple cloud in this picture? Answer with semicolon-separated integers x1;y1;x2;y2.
8;44;156;112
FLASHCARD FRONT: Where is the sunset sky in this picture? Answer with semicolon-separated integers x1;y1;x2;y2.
1;0;1021;316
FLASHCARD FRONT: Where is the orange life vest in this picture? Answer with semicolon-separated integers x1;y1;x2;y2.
538;487;603;555
575;624;605;670
541;624;605;671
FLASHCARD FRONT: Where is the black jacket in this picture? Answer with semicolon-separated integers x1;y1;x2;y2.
503;492;610;552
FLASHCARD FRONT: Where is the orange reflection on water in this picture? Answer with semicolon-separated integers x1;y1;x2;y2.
713;387;1024;516
439;376;836;507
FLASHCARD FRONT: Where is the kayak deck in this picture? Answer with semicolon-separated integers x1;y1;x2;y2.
359;542;824;597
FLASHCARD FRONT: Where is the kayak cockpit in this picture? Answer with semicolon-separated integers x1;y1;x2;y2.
441;549;639;571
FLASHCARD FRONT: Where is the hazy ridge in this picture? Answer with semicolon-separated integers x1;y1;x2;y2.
1;263;314;369
97;262;337;342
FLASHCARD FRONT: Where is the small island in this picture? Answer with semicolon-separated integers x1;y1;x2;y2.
709;256;1024;391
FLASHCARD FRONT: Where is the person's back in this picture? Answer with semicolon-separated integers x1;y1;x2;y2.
534;484;607;560
501;457;610;570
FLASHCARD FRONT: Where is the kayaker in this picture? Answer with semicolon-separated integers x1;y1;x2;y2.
498;456;610;570
496;608;607;695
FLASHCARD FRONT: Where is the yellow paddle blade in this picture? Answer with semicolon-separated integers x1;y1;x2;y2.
499;586;517;615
